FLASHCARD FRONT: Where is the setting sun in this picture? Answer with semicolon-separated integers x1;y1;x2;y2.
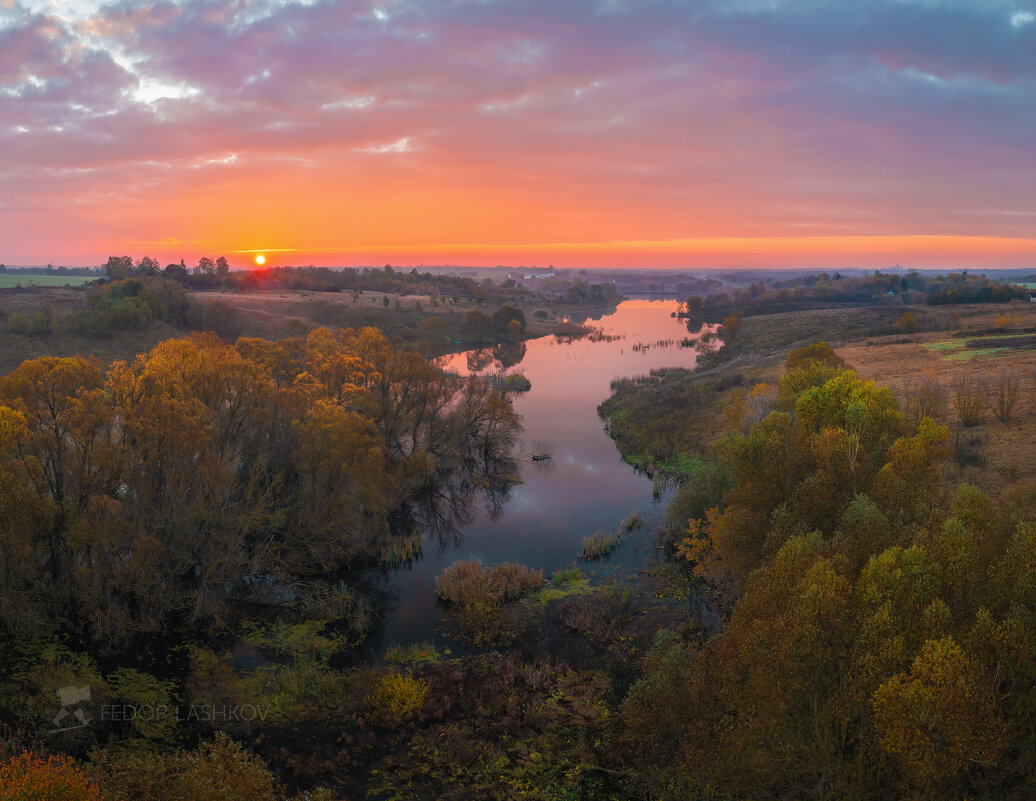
254;254;266;265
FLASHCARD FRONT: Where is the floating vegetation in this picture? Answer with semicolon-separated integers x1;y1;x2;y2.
384;641;441;666
532;567;592;605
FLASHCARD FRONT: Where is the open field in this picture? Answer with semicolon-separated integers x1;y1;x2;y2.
0;286;184;373
0;284;618;375
186;288;610;344
0;274;95;288
837;304;1036;495
605;299;1036;498
727;302;1036;494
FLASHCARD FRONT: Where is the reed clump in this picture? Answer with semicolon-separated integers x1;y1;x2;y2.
581;530;621;560
435;560;544;643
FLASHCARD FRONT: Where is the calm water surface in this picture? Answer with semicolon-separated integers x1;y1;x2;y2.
373;300;702;650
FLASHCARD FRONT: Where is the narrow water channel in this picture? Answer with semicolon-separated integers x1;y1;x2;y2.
371;299;703;651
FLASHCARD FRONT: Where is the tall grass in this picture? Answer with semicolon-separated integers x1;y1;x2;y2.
435;560;544;605
581;530;621;560
620;512;644;532
435;560;544;644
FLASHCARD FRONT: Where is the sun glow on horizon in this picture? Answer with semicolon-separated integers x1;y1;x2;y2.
254;253;266;265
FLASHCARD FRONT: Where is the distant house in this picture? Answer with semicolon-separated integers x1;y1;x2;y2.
523;273;555;280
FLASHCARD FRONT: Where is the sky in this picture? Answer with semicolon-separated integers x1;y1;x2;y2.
2;0;1036;270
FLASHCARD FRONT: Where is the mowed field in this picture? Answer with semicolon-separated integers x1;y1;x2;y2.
0;274;95;288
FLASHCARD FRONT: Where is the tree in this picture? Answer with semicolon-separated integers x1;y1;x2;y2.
215;256;230;280
785;341;845;372
104;255;134;280
897;311;917;332
136;256;160;276
695;332;718;357
873;637;1007;783
0;752;102;801
194;257;215;276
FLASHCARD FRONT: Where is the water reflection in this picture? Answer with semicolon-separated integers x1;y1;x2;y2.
372;300;707;650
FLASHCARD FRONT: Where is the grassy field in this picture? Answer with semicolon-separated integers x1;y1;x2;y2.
604;299;1036;499
186;288;609;345
0;284;617;375
0;287;183;373
0;274;95;287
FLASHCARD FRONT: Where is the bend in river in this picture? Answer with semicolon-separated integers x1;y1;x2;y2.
370;299;706;651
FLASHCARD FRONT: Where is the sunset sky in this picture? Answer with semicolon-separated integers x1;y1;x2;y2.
2;0;1036;269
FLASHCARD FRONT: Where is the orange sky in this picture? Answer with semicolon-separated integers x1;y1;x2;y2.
3;0;1036;269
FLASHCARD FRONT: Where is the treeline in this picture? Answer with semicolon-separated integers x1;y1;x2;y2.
103;256;620;306
684;270;1027;320
0;264;99;276
0;327;520;649
619;344;1036;799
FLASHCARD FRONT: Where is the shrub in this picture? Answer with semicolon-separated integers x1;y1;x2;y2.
0;753;102;801
27;306;55;335
695;332;718;357
991;371;1021;423
785;341;845;371
366;672;428;726
898;373;947;422
581;529;621;560
952;373;988;427
90;734;280;801
7;313;27;333
896;311;917;332
721;315;742;339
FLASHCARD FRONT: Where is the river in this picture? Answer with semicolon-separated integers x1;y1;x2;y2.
370;299;705;651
